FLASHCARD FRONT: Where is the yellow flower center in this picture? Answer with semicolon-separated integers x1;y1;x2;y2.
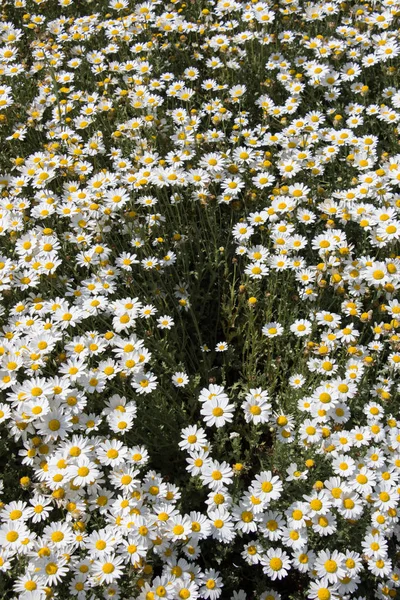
102;563;115;574
269;558;283;571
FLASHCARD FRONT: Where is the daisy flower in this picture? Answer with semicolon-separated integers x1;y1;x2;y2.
96;440;128;467
199;569;223;600
179;425;208;452
208;507;235;544
157;315;174;330
242;391;271;425
86;528;119;558
172;372;189;387
312;512;338;537
167;515;192;541
291;546;316;574
290;319;312;337
25;495;53;523
304;491;333;517
132;371;158;395
252;471;283;502
361;532;389;560
91;554;124;585
37;555;69;586
262;322;284;338
200;396;235;428
286;463;308;482
109;468;139;493
261;547;291;580
108;412;135;435
43;521;75;549
285;502;309;530
201;460;234;491
314;549;346;585
13;573;47;597
68;457;100;487
337;492;364;519
367;555;393;577
307;581;340;600
173;575;199;600
288;374;306;389
215;342;229;352
0;522;31;552
186;450;211;476
232;223;254;242
187;511;212;541
245;262;269;279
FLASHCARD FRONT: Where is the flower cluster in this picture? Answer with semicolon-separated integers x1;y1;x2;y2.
0;0;400;598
